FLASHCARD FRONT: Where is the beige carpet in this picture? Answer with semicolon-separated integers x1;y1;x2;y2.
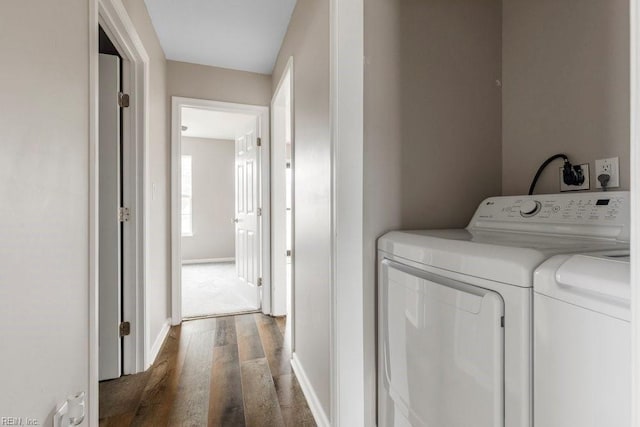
181;262;259;318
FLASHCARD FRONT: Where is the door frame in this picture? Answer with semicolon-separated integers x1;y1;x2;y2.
270;57;295;331
630;0;639;424
329;0;366;425
170;97;271;324
89;0;150;425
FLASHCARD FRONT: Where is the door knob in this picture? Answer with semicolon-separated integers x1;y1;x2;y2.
233;218;239;223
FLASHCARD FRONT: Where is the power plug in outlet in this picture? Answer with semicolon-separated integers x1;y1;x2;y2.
595;157;620;189
559;163;590;192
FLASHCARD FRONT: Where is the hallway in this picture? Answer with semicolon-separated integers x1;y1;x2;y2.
99;314;315;426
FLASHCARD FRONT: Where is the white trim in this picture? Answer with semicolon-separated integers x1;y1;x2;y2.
291;353;331;427
171;97;270;324
182;257;235;265
630;0;640;425
330;0;365;425
148;318;171;365
89;0;150;424
88;2;99;425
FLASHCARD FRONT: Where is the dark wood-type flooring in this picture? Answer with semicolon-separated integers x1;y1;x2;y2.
99;314;316;427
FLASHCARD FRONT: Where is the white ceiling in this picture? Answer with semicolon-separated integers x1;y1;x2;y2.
144;0;297;74
181;108;256;140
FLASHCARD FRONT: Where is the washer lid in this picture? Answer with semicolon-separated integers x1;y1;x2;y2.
378;230;628;288
534;252;630;321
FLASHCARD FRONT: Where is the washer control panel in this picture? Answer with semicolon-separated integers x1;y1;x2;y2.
469;192;630;239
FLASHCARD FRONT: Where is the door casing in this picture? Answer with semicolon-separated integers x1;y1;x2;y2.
89;1;151;425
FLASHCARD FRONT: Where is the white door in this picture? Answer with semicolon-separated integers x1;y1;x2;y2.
99;53;122;381
235;119;261;309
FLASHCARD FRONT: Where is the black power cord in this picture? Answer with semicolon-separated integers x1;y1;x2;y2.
528;153;584;195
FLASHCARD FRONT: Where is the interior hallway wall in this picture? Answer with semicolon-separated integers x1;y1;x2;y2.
272;0;332;418
181;137;235;261
121;0;172;353
0;1;90;422
167;60;272;106
502;0;630;195
363;0;503;422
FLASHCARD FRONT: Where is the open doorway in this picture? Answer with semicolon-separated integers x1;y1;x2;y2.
92;3;151;423
171;98;271;322
180;107;262;317
271;58;294;348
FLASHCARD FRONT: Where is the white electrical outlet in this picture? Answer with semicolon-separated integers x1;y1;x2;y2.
559;163;590;192
595;157;620;189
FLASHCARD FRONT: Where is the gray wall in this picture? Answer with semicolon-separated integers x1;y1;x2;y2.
181;137;235;261
502;0;630;195
122;0;172;354
167;60;272;106
0;0;90;421
272;0;332;417
0;0;173;420
363;0;503;422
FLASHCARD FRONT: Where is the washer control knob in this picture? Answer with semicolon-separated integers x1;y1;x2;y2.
520;200;541;217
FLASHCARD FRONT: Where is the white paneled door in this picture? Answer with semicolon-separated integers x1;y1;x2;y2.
235;119;262;309
98;53;122;381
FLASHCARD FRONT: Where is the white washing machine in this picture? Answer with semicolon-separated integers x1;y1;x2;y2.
533;251;630;427
377;192;629;427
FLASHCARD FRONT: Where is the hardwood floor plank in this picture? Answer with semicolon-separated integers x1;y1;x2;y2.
241;358;285;427
182;317;217;335
275;317;286;336
274;374;317;427
255;314;292;377
168;330;216;426
236;314;265;362
99;370;150;419
208;344;245;427
100;315;315;427
99;411;136;427
130;325;190;426
214;316;238;347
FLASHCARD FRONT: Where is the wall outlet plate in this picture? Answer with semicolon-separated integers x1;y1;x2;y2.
559;163;590;192
595;157;620;189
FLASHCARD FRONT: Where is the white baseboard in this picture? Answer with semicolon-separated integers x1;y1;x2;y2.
181;257;235;265
147;318;171;369
291;353;330;427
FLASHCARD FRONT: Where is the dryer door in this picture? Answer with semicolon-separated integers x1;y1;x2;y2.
379;259;505;427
